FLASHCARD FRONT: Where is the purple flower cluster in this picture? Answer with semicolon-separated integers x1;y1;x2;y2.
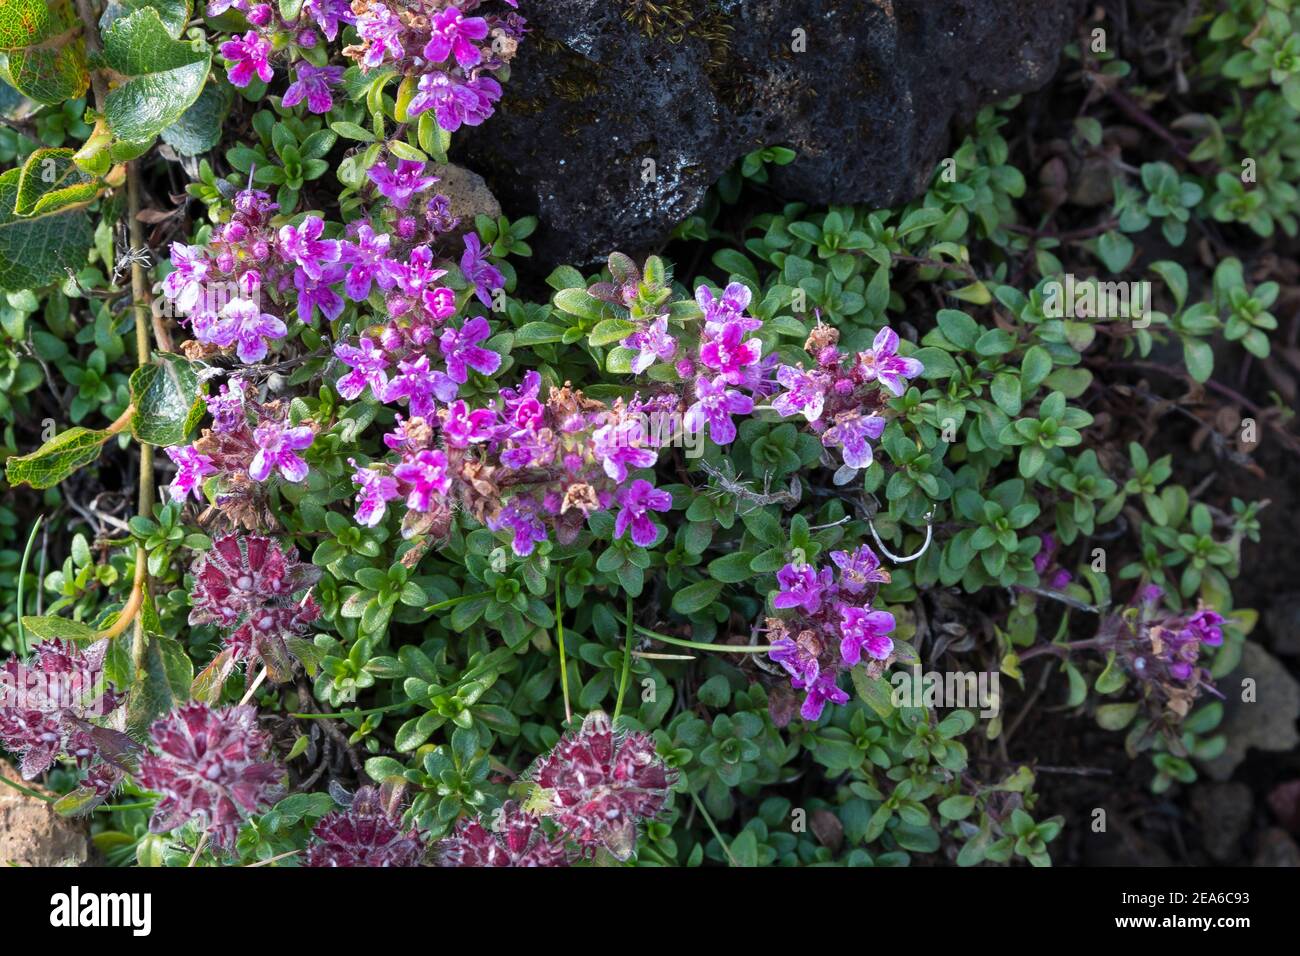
1127;588;1226;710
772;322;923;473
138;703;284;849
162;186;340;357
0;640;133;794
766;545;897;721
213;0;354;97
305;785;427;867
163;378;318;513
345;1;525;131
437;801;569;867
188;535;323;684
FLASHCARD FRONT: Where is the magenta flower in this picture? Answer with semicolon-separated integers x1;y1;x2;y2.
526;711;676;860
305;786;426;867
1186;608;1225;648
614;479;671;547
822;412;887;470
623;316;676;373
164;444;217;503
837;605;896;666
460;232;504;307
383;354;444;417
684;374;753;445
354;2;404;68
423;7;490;68
138;703;283;849
699;319;763;384
342;224;394;301
393;449;452;511
189;535;322;680
278;216;341;282
440;316;501;384
334;337;390;400
163;242;209;314
385;245;447;298
0;639;127;781
348;458;400;527
368;159;439;210
294;262;347;323
772;365;828;422
282;62;344;114
829;544;890;594
490;499;548;556
249;420;314;482
219;296;287;364
592;419;657;482
437;802;569;867
773;562;832;614
857;327;924;397
769;634;822;686
696;281;754;327
302;0;353;41
219;31;274;87
408;71;502;132
441;399;497;448
205;378;247;433
798;670;850;721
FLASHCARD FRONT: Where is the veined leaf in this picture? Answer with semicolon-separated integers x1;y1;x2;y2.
4;421;113;488
14;147;103;217
102;8;210;145
0;166;93;290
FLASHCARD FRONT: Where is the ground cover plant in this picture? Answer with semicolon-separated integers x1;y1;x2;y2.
0;0;1297;868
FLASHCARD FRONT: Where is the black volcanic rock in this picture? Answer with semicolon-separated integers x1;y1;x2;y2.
457;0;1081;265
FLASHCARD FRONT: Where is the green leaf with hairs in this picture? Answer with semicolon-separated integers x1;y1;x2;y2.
0;167;93;291
101;8;210;145
5;423;113;488
129;353;204;446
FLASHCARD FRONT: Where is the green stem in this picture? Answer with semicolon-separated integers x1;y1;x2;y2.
613;593;634;722
0;774;53;803
556;582;572;726
635;625;773;654
14;515;43;657
689;788;737;867
424;589;492;612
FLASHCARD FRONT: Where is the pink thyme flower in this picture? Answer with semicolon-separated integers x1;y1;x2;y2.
773;562;833;615
218;296;287;364
591;418;657;483
282;62;344;114
684;373;753;445
440;399;497;448
526;710;676;860
348;458;400;526
460;232;504;307
392;449;452;511
383;354;445;417
0;639;128;782
440;316;501;384
249;420;314;483
163;242;210;314
772;364;829;422
437;802;569;867
822;412;886;470
614;479;671;547
334;336;390;400
188;535;322;681
622;315;677;373
368;159;439;210
423;7;490;68
164;444;217;503
305;786;426;867
837;605;897;666
278;215;341;282
353;2;404;68
856;326;924;397
341;223;394;301
138;703;283;849
219;31;274;87
699;318;763;384
829;544;891;594
408;72;502;132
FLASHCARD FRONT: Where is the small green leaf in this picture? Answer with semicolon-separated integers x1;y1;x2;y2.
129;353;204;446
5;423;113;488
